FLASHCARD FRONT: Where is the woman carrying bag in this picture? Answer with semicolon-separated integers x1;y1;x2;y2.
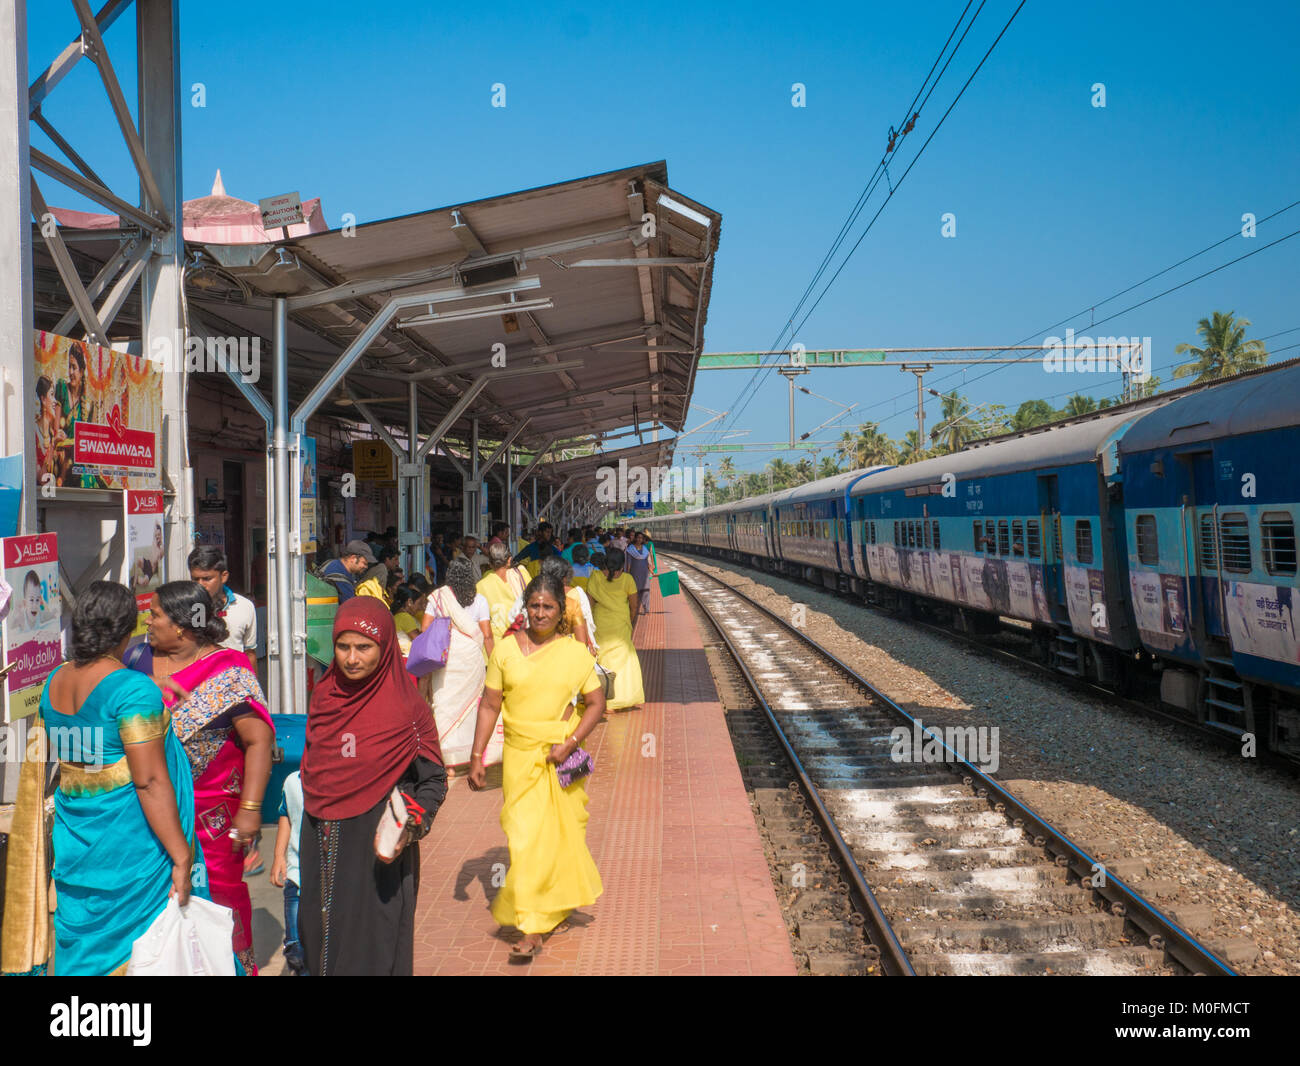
299;598;448;975
467;573;606;958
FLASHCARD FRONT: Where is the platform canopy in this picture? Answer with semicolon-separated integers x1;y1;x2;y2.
185;161;719;483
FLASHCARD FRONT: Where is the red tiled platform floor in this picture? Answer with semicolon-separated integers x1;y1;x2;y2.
412;581;796;975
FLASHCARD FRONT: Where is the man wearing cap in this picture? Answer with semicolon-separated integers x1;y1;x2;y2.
317;540;375;602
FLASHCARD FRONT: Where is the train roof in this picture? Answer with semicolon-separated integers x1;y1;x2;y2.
772;466;894;505
849;409;1144;497
713;490;784;515
1117;361;1300;453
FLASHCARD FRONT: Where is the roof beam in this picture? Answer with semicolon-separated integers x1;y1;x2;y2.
31;178;107;344
450;209;487;257
31;147;167;233
28;0;132;113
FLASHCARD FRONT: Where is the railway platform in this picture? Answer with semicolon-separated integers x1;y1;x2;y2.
404;581;796;976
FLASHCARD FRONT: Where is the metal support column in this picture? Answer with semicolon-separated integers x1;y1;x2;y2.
270;297;296;714
407;381;423;574
1;0;34;538
137;0;188;581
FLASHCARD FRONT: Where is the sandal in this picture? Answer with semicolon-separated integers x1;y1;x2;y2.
510;936;543;959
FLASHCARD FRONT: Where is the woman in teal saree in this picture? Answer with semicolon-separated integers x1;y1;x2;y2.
42;581;204;976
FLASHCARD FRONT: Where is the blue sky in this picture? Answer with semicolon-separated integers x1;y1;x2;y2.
29;1;1300;474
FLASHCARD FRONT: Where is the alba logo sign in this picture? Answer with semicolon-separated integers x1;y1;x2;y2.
127;491;163;514
4;533;55;568
73;404;156;470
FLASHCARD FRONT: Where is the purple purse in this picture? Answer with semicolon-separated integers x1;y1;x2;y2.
556;747;594;788
406;616;451;677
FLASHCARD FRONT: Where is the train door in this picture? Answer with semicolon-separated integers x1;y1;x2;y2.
1174;450;1226;642
1037;474;1067;617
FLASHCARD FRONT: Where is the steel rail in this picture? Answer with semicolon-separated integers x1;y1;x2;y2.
679;572;915;976
669;552;1238;977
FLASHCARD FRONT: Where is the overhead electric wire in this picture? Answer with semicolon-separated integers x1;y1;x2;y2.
854;198;1300;428
705;3;988;455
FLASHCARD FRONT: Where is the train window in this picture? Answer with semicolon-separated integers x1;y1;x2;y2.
923;521;931;549
1220;513;1251;573
1198;515;1219;569
1262;513;1297;575
1075;520;1094;565
997;520;1009;556
932;521;941;550
1135;515;1159;565
1011;520;1024;556
894;521;900;545
909;522;917;548
972;521;982;550
1026;520;1041;558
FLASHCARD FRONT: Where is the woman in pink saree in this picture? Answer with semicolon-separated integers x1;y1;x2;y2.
138;581;274;974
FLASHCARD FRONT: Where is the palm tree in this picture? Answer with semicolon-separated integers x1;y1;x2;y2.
930;390;976;453
1063;393;1099;417
793;457;814;484
899;430;931;464
1173;311;1268;382
835;430;857;468
766;458;796;490
817;455;841;479
1011;399;1055;431
717;456;737;500
852;422;900;466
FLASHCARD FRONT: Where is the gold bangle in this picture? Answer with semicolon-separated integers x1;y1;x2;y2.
238;800;262;811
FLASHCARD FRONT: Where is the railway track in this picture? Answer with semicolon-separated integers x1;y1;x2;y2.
671;554;1237;977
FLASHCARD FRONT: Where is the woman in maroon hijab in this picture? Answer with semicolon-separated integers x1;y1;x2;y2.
299;597;447;976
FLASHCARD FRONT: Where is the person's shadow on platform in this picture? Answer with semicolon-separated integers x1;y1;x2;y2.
454;845;509;905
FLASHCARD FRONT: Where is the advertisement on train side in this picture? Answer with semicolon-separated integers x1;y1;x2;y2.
2;533;61;721
1223;580;1300;664
868;545;1052;625
1129;571;1187;651
34;331;162;491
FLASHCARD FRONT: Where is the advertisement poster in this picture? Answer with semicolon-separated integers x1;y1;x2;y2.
1129;570;1186;651
124;489;165;630
195;511;226;549
2;533;60;720
34;331;161;490
300;435;317;553
1224;580;1299;665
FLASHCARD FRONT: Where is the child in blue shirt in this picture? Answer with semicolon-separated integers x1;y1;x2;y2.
269;771;305;975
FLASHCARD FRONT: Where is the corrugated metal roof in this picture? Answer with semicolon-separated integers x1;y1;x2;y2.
186;161;721;483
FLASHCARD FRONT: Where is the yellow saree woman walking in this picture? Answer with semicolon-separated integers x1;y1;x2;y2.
468;572;607;958
585;546;645;710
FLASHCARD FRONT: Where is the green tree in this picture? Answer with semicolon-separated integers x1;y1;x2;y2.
1063;393;1099;417
717;456;738;501
1011;399;1055;431
1173;311;1268;382
766;457;796;490
793;457;814;484
851;422;900;466
817;455;841;479
930;390;977;453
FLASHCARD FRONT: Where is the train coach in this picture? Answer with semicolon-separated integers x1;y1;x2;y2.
643;362;1300;759
1115;362;1300;758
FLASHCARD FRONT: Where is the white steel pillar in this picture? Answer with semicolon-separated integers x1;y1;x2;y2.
137;0;189;579
0;0;33;538
269;298;297;714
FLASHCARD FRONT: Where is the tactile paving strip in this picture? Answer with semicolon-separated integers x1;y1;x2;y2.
411;584;796;976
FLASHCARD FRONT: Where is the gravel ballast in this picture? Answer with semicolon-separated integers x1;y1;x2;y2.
671;553;1300;976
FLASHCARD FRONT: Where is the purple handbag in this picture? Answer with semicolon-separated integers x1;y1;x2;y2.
406;616;451;677
556;747;594;788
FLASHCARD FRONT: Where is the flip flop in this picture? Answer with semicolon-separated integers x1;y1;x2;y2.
509;937;543;959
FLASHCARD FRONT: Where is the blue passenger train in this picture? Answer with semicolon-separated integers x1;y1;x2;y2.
645;362;1300;760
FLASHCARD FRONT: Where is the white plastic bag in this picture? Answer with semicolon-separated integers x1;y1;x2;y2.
126;897;236;976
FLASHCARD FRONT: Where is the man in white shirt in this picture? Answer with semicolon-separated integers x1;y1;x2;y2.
189;545;258;670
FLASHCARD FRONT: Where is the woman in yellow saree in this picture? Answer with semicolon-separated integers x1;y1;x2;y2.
584;546;645;710
467;572;606;958
477;541;532;640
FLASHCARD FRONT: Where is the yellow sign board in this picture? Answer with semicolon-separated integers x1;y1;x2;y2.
353;441;395;481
